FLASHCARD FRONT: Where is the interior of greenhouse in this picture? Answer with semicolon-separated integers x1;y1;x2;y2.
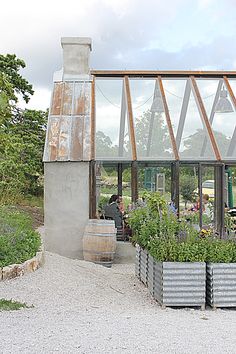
90;71;236;238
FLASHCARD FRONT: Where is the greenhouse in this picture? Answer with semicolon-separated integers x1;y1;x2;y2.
43;38;236;259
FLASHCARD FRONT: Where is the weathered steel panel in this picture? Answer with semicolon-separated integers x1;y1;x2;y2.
83;115;91;161
207;263;236;308
62;82;73;115
51;83;63;115
74;82;91;115
57;116;71;160
45;116;60;161
70;116;84;161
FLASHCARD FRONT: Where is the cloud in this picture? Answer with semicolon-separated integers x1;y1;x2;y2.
1;0;236;110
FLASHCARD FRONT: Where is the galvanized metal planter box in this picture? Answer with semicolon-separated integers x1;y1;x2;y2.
153;261;206;308
135;245;206;308
207;263;236;308
135;244;141;279
140;248;149;286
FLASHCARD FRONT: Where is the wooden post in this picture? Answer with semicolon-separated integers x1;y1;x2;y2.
117;163;123;196
89;160;97;219
171;162;180;216
215;164;225;238
131;161;138;203
198;163;203;229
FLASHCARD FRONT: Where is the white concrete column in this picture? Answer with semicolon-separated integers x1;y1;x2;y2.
61;37;92;79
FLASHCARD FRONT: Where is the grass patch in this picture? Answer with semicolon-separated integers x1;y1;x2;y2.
0;206;41;268
0;298;33;311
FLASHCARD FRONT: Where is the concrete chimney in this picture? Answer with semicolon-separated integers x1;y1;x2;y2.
61;37;92;79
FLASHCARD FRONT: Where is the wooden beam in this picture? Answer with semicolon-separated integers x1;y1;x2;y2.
124;76;137;161
90;76;96;160
91;70;236;78
190;76;221;161
158;76;179;160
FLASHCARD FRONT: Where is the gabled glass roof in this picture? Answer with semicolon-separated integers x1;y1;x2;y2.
95;75;236;162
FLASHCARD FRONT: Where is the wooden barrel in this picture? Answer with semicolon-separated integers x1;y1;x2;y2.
83;219;117;268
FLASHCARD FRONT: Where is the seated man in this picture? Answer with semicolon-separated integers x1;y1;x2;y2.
104;195;123;239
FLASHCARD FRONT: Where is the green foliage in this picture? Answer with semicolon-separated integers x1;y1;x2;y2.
182;129;230;158
180;174;197;208
0;207;41;267
134;110;171;157
149;237;209;262
0;54;46;203
129;192;191;249
0;54;33;103
130;192;236;263
206;239;236;263
0;299;32;311
98;195;110;214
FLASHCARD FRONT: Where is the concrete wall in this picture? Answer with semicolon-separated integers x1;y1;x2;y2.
44;162;89;259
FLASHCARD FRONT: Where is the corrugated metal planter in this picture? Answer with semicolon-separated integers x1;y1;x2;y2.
140;248;149;286
153;262;206;309
135;244;141;279
135;245;206;309
207;263;236;308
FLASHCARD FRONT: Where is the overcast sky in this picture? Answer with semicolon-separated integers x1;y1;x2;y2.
1;0;236;110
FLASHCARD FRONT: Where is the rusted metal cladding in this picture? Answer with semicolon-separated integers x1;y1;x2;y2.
43;81;91;162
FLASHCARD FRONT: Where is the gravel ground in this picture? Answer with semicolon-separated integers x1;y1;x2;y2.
1;252;236;354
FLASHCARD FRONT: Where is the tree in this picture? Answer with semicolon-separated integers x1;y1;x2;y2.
134;110;172;158
182;129;230;158
96;131;118;157
0;54;46;203
180;175;197;209
0;54;33;103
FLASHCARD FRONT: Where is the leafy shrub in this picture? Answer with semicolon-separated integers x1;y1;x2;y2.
0;206;41;267
130;192;236;263
180;175;197;208
129;192;193;249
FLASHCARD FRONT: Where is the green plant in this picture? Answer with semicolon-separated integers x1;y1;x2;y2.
180;175;197;209
149;237;209;262
129;192;191;248
206;239;236;263
0;299;33;311
0;206;41;267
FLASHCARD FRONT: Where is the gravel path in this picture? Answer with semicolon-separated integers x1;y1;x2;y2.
1;252;236;354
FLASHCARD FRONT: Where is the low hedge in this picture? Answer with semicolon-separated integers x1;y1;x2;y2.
0;206;41;267
149;237;236;263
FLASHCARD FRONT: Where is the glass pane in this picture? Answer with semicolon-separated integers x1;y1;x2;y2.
130;79;174;160
210;79;236;159
95;79;131;159
179;89;215;160
162;79;187;137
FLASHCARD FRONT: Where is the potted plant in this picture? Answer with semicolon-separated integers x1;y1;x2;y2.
130;192;207;309
206;239;236;309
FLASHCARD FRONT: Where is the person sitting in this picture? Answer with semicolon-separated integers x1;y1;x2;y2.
104;194;123;240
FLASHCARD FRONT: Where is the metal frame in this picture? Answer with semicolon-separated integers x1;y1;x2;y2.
90;71;235;235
